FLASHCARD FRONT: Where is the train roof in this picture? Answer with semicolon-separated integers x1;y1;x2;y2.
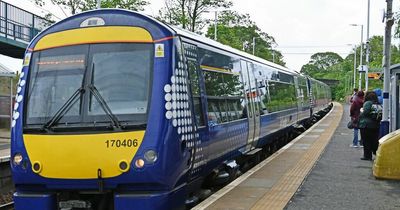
33;9;301;77
168;25;297;75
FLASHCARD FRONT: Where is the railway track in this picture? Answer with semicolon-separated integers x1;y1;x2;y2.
0;202;14;210
0;157;14;210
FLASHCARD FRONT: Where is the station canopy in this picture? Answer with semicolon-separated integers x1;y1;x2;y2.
0;63;15;77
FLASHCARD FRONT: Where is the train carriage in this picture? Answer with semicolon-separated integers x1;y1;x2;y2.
11;9;331;210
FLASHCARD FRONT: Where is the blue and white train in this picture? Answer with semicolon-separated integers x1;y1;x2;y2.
10;9;331;210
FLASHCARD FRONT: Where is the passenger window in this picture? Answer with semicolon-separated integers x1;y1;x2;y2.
266;81;297;112
187;59;205;126
207;99;222;125
219;100;229;123
203;71;224;96
227;99;239;120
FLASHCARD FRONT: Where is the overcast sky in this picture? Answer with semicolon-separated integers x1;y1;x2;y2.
0;0;398;72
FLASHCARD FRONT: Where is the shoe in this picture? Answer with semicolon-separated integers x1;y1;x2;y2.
350;144;358;148
360;157;372;161
359;145;364;148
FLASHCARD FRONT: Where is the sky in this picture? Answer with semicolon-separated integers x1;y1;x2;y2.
0;0;398;72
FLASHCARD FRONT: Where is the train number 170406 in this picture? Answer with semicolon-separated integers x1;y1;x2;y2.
105;139;138;148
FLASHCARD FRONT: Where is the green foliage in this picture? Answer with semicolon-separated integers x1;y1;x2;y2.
300;52;343;75
157;0;232;32
205;11;285;65
300;35;400;101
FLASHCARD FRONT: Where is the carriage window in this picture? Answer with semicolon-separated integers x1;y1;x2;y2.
203;71;224;96
200;48;245;125
89;44;151;116
187;59;205;126
267;81;297;112
207;99;222;125
223;73;243;97
219;100;229;123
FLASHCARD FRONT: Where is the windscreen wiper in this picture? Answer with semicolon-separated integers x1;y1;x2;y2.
42;87;85;131
87;84;122;129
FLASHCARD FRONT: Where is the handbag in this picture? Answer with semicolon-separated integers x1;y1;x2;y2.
347;118;358;129
347;120;354;129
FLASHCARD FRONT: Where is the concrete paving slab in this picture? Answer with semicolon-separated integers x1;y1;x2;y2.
285;104;400;210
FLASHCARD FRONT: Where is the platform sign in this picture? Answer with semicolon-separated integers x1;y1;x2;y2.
368;72;381;79
358;65;367;73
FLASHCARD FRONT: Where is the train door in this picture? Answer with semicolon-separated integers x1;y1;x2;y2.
306;78;313;117
249;63;261;145
182;42;206;178
240;60;260;152
294;76;302;121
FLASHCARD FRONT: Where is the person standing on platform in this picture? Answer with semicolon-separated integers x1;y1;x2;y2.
350;88;358;104
358;91;380;160
350;91;364;148
374;88;383;105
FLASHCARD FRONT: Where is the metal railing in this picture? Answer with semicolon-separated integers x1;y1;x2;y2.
0;1;51;43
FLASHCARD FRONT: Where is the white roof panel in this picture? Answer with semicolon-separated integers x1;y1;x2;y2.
170;26;297;74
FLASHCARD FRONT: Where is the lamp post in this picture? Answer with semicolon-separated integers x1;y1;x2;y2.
381;0;394;135
354;48;357;89
252;37;255;55
365;0;370;91
214;11;217;41
350;24;364;90
204;10;223;41
97;0;101;9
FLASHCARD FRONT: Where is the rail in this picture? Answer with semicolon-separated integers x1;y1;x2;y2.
0;160;13;209
0;0;51;43
0;201;13;209
0;156;9;163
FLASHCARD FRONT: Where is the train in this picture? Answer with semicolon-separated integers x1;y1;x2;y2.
10;9;331;210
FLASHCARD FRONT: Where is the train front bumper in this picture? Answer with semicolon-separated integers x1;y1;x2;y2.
13;184;186;210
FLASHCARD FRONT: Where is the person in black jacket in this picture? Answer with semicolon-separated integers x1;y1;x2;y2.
358;91;380;160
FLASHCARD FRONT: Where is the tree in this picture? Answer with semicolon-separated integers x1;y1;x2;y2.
158;0;232;32
300;63;320;76
306;52;343;72
205;11;285;65
35;0;148;16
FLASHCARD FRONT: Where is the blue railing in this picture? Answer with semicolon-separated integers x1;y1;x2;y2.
0;1;51;43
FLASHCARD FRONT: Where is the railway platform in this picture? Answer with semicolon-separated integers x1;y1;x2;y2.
194;102;400;210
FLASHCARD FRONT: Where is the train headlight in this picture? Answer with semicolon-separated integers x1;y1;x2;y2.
135;159;145;168
13;153;23;165
144;150;158;163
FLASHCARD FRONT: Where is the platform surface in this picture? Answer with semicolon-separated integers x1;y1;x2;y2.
194;102;342;210
286;104;400;209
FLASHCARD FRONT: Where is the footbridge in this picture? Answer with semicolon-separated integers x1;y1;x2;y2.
0;1;51;58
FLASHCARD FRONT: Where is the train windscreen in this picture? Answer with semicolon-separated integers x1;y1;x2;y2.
25;43;153;130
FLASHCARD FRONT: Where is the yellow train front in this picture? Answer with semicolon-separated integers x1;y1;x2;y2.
11;9;192;210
